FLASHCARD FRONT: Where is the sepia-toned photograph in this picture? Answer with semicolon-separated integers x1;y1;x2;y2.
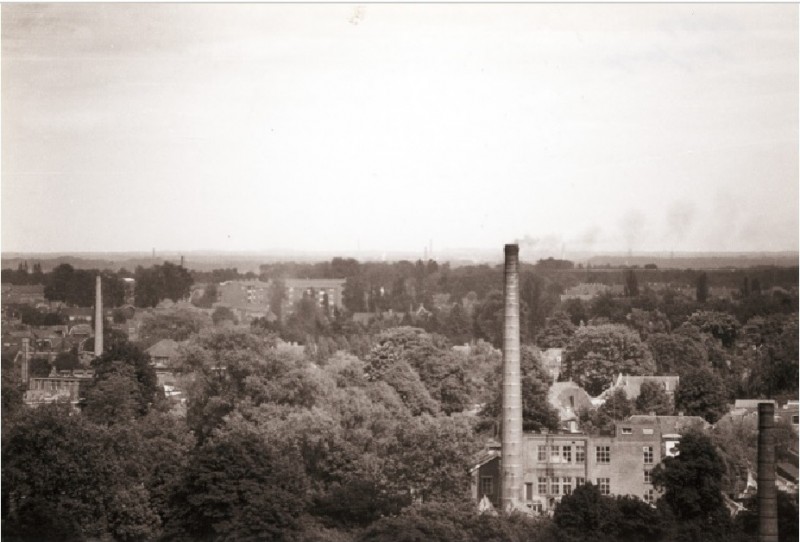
1;3;798;541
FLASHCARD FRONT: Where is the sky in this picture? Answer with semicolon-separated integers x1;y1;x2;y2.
2;3;798;256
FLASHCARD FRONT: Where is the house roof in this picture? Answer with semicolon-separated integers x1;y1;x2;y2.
285;278;346;289
548;381;593;422
734;399;777;410
469;450;500;473
625;414;709;434
1;284;45;295
602;374;680;400
63;307;93;317
147;339;181;359
777;462;799;483
68;324;92;335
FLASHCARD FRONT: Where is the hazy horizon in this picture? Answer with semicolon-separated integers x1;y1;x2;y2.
3;4;798;254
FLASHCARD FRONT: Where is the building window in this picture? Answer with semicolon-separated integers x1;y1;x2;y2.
792;415;798;425
597;478;610;496
644;488;655;504
596;446;611;463
576;477;585;487
538;445;547;461
551;477;560;495
576;445;585;463
621;427;633;434
562;445;572;463
643;446;654;464
550;445;560;461
563;477;573;495
480;477;493;496
525;483;533;501
538;477;547;494
644;470;652;484
643;428;654;435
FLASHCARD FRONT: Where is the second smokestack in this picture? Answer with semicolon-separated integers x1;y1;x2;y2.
758;403;778;542
94;275;103;357
501;243;523;510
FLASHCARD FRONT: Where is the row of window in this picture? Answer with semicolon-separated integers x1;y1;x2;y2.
537;445;585;463
536;445;654;465
481;476;654;502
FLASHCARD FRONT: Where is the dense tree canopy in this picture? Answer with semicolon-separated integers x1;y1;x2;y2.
134;263;193;308
563;325;655;396
674;368;728;423
651;430;732;541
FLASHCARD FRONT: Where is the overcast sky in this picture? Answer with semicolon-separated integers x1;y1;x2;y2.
2;3;798;256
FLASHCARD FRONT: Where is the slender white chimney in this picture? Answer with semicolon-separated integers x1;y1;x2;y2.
94;276;103;357
501;243;523;510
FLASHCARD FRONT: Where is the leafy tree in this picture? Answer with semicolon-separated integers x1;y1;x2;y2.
685;311;741;348
211;305;238;326
614;495;667;542
164;427;310;541
483;346;560;432
624;269;639;297
696;272;709;303
746;317;799;398
580;388;634;435
134;263;193;308
360;500;555;542
646;332;709;376
635;381;673;415
192;283;218;308
442;303;472;345
1;366;25;428
364;327;444;415
91;340;159;417
651;429;732;541
2;405;160;541
674;368;728;423
552;483;621;542
387;414;480;502
563;325;655;396
536;312;576;348
138;309;208;347
563;298;589;326
474;290;530;347
83;362;144;425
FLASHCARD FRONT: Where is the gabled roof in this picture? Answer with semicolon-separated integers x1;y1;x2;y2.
63;307;93;317
469;450;500;473
625;414;709;434
147;339;181;359
734;399;777;410
601;374;680;400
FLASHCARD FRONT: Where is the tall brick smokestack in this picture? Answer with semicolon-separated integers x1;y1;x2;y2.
501;243;523;510
758;403;778;542
94;275;103;357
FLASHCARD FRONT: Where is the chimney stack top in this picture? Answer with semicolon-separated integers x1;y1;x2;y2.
505;243;519;255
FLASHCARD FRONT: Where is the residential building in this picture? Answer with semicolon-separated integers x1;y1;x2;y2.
548;381;593;433
218;279;271;308
541;348;564;382
62;307;93;326
599;374;680;403
472;415;707;513
284;278;346;314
